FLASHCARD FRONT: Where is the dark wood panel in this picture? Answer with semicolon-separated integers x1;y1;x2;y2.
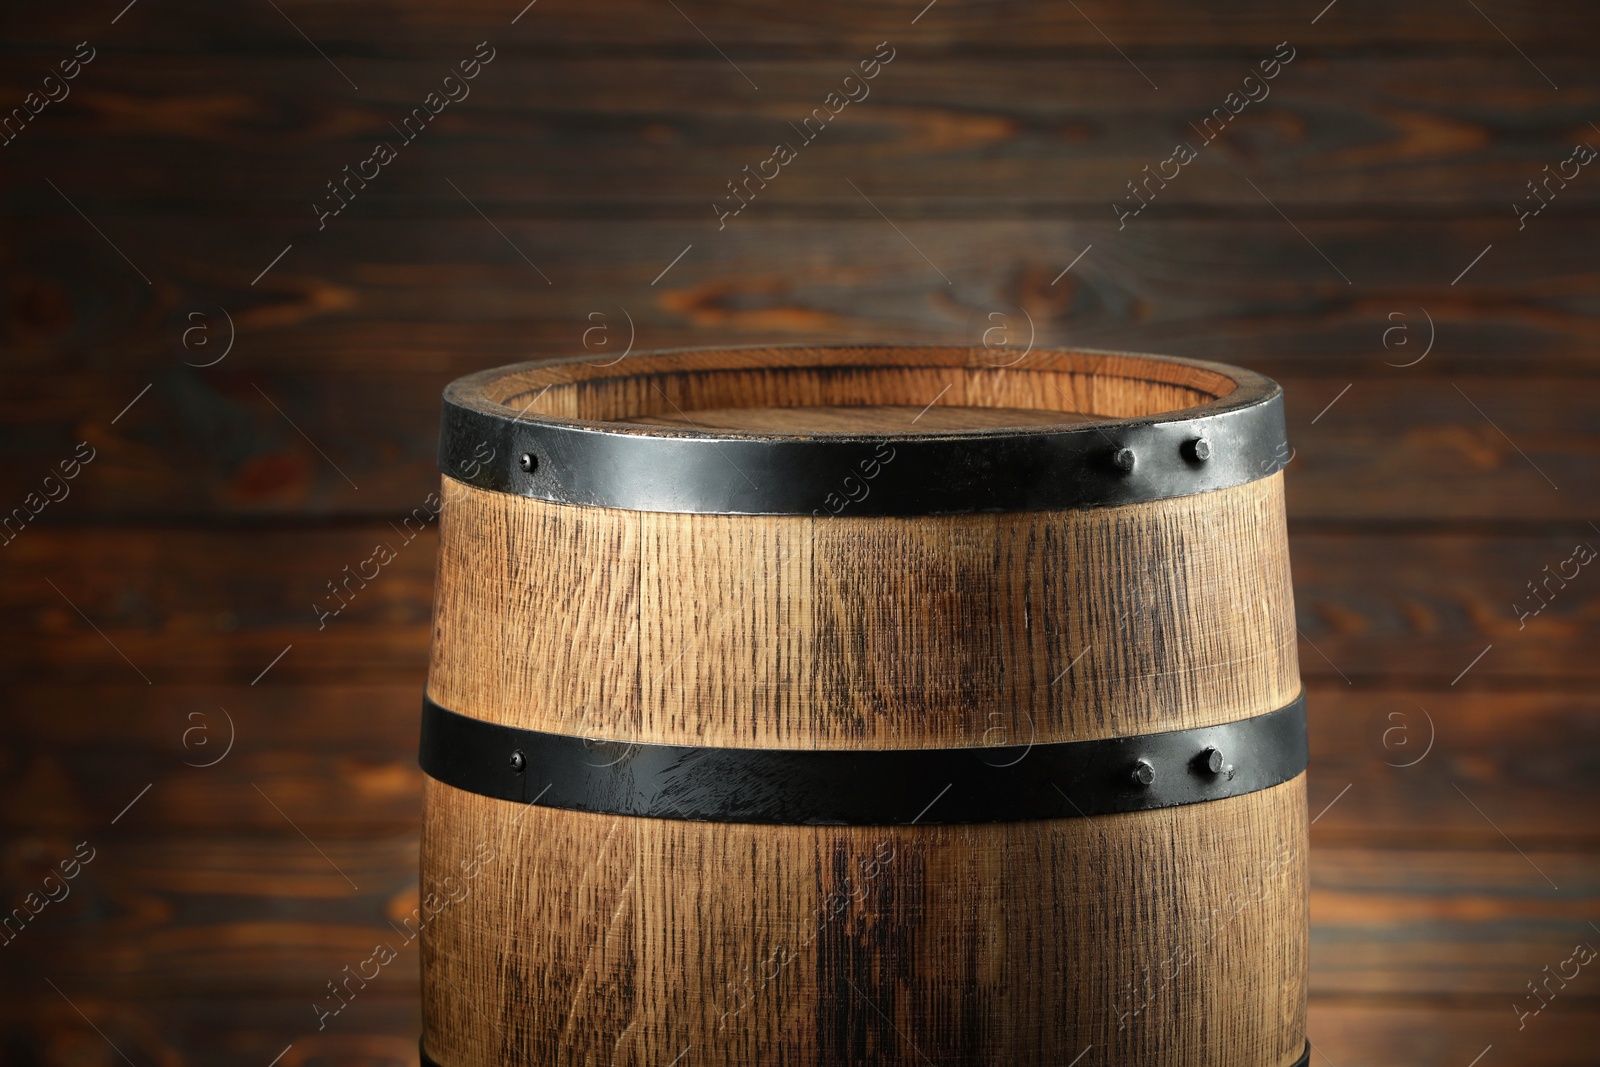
5;683;423;750
1311;848;1600;997
9;217;1593;379
1;528;1595;691
1292;531;1600;685
1308;1001;1600;1067
3;215;1598;519
1305;689;1600;850
1;685;425;835
3;56;1597;213
1283;376;1594;522
5;0;1598;52
0;525;435;687
9;216;1594;372
0;995;421;1067
0;835;421;995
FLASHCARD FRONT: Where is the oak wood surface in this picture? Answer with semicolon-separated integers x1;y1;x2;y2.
428;473;1297;748
420;779;1309;1067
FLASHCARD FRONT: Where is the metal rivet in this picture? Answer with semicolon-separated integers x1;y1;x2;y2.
1183;437;1212;463
1112;447;1136;474
1200;746;1225;775
519;453;537;473
1130;759;1155;787
509;750;526;773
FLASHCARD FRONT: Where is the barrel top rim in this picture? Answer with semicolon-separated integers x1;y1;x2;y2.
437;345;1288;514
442;344;1280;444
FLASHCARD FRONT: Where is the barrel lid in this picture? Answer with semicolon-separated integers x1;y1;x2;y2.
438;345;1288;515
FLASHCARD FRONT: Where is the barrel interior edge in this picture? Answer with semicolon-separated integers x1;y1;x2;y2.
465;347;1252;431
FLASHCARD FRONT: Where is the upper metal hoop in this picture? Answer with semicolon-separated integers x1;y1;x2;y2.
438;346;1288;516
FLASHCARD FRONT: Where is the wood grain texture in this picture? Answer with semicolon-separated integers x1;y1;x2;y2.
10;214;1600;364
1310;847;1600;997
627;403;1109;432
1;682;431;834
428;474;1297;748
9;216;1600;386
1306;1001;1600;1067
6;212;1600;522
474;345;1235;419
5;0;1599;53
0;995;423;1067
1290;531;1600;685
421;778;1308;1067
10;56;1598;214
0;835;422;994
1303;688;1600;850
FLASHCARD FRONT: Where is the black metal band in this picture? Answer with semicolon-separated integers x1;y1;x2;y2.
438;349;1288;515
418;693;1306;826
420;1038;1310;1066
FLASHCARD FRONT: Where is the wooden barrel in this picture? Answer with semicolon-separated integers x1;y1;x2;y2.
418;346;1309;1067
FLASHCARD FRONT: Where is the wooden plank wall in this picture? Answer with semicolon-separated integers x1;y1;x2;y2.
2;1;1598;1064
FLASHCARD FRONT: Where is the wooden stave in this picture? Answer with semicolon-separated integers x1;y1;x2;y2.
424;472;1298;751
418;778;1309;1067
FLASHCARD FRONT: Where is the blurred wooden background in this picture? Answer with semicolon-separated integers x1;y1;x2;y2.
3;1;1599;1064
